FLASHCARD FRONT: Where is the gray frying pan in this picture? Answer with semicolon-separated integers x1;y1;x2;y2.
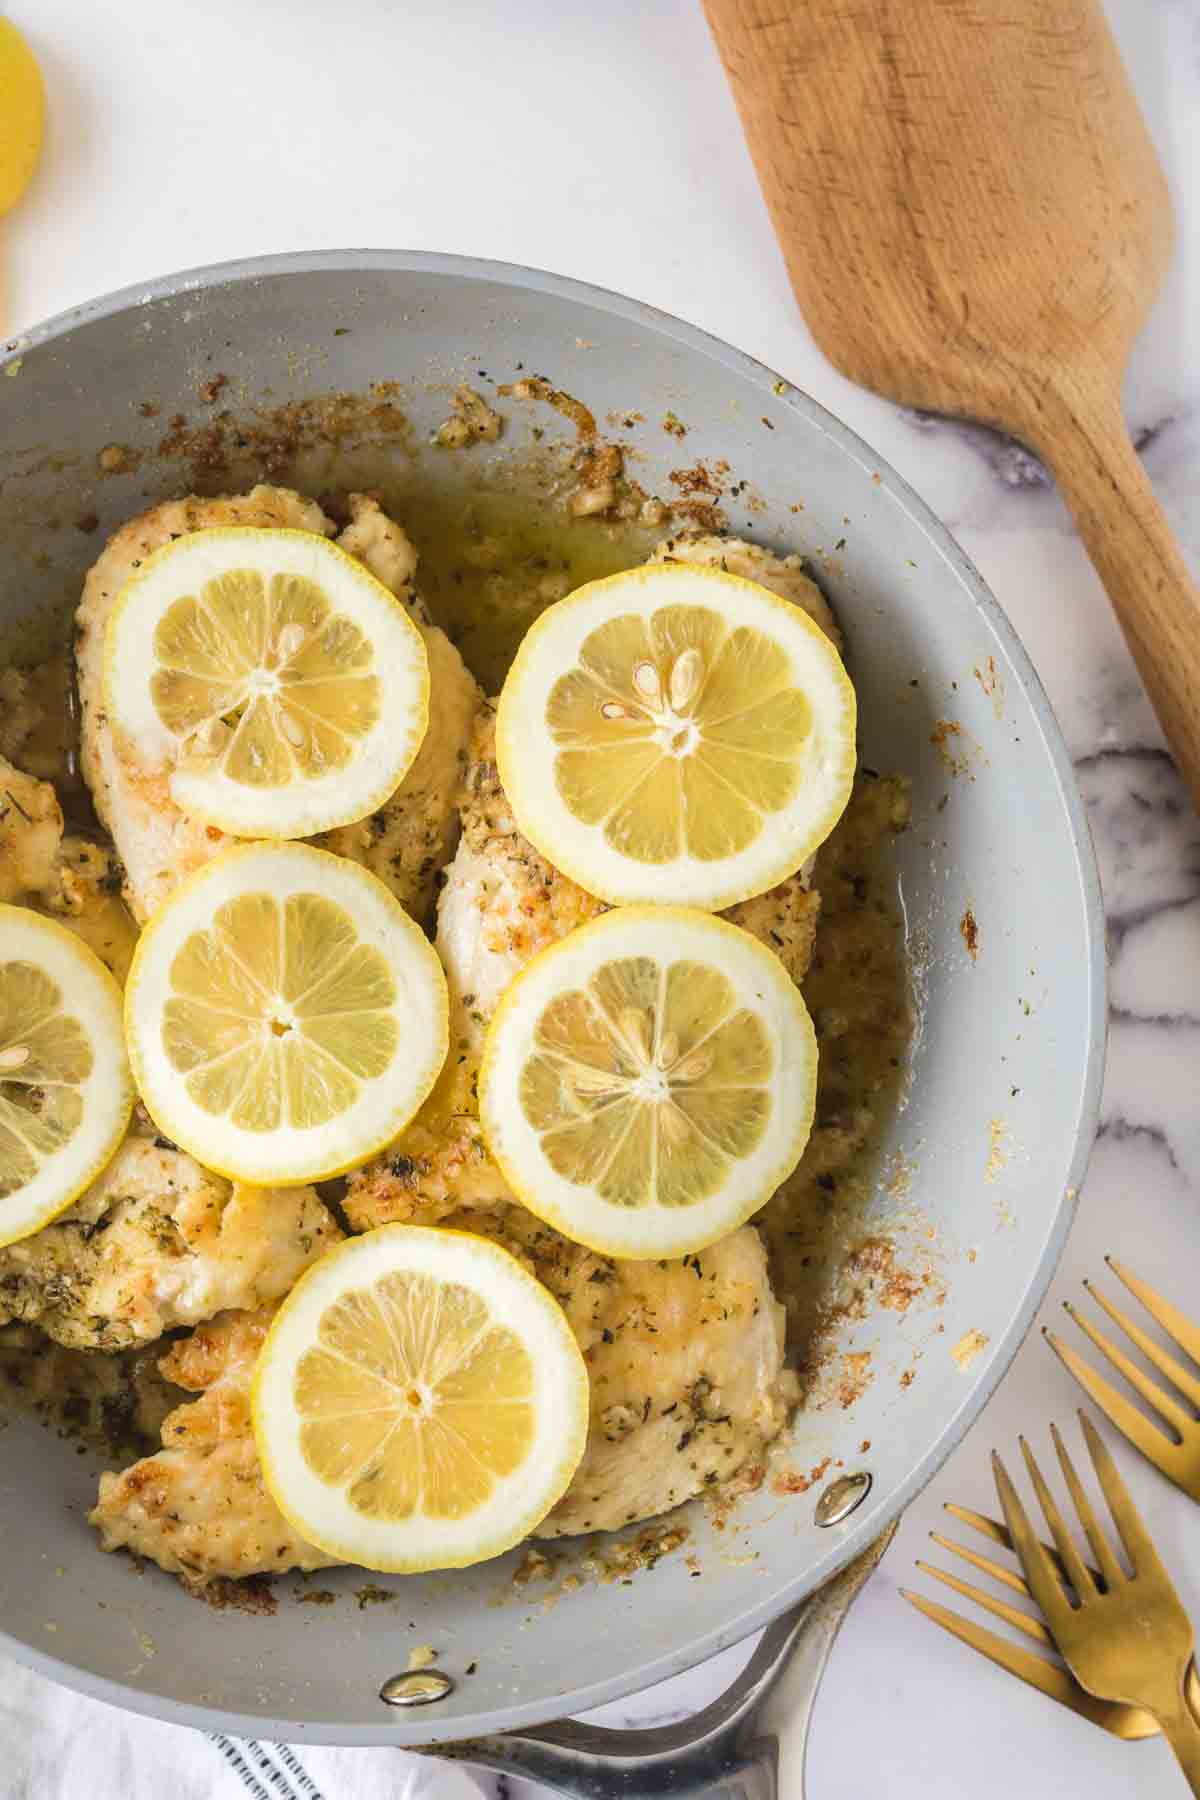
0;252;1104;1795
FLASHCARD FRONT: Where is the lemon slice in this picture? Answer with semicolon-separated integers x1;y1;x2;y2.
0;906;133;1248
479;906;816;1258
495;561;856;909
103;528;430;839
253;1224;589;1571
124;844;448;1185
0;20;43;217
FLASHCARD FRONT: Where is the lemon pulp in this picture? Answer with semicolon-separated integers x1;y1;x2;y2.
154;567;381;787
163;890;399;1133
520;952;773;1209
480;906;817;1259
295;1268;535;1521
125;844;448;1185
0;906;132;1247
0;961;91;1195
548;603;813;864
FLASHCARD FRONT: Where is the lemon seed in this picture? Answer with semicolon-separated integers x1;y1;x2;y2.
632;661;662;702
668;650;703;710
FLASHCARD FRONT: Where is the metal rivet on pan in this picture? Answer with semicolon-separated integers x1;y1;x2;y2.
379;1670;455;1708
814;1470;872;1527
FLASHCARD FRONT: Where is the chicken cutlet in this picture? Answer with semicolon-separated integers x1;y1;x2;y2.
92;1203;791;1578
0;754;62;906
345;704;819;1231
0;1135;339;1351
343;701;606;1232
75;487;479;924
344;522;835;1235
0;750;137;980
446;1202;795;1535
91;1307;335;1588
649;530;842;648
51;519;857;1586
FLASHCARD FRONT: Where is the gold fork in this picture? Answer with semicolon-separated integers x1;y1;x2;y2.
903;1500;1200;1738
1045;1257;1200;1501
994;1413;1200;1791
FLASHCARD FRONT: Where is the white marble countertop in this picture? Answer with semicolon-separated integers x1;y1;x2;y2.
7;1;1200;1794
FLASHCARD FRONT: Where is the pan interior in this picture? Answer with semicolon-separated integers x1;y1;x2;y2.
0;254;1102;1743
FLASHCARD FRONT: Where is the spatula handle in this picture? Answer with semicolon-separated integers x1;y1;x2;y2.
702;0;1200;804
1026;386;1200;806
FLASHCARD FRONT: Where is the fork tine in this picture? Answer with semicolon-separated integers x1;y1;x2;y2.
900;1589;1160;1739
991;1449;1074;1628
1019;1435;1095;1598
945;1501;1012;1547
942;1505;1200;1727
917;1557;1054;1644
942;1506;1106;1593
1050;1421;1125;1590
1077;1410;1167;1578
930;1530;1029;1596
1108;1258;1200;1372
1045;1327;1184;1486
1085;1279;1200;1411
1067;1298;1194;1435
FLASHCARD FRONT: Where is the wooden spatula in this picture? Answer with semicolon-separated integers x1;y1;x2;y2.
703;0;1200;802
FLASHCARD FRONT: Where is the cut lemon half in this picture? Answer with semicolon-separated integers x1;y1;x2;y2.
0;905;133;1248
103;527;430;839
124;844;448;1185
479;906;816;1259
0;19;43;217
495;561;856;909
253;1224;589;1571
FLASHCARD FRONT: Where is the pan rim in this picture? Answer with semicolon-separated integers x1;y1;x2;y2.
0;246;1107;1744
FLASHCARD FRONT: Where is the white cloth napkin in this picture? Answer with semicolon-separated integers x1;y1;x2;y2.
0;1654;513;1800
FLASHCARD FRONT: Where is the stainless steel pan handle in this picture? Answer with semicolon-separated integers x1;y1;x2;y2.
433;1527;894;1800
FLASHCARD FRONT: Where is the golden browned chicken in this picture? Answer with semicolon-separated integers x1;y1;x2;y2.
447;1203;795;1535
91;1207;792;1579
344;703;605;1232
345;706;820;1233
649;531;841;648
0;752;137;980
91;1307;335;1587
84;527;836;1583
0;755;62;905
0;1136;340;1351
337;531;834;1539
316;623;479;926
38;835;138;983
75;487;479;923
